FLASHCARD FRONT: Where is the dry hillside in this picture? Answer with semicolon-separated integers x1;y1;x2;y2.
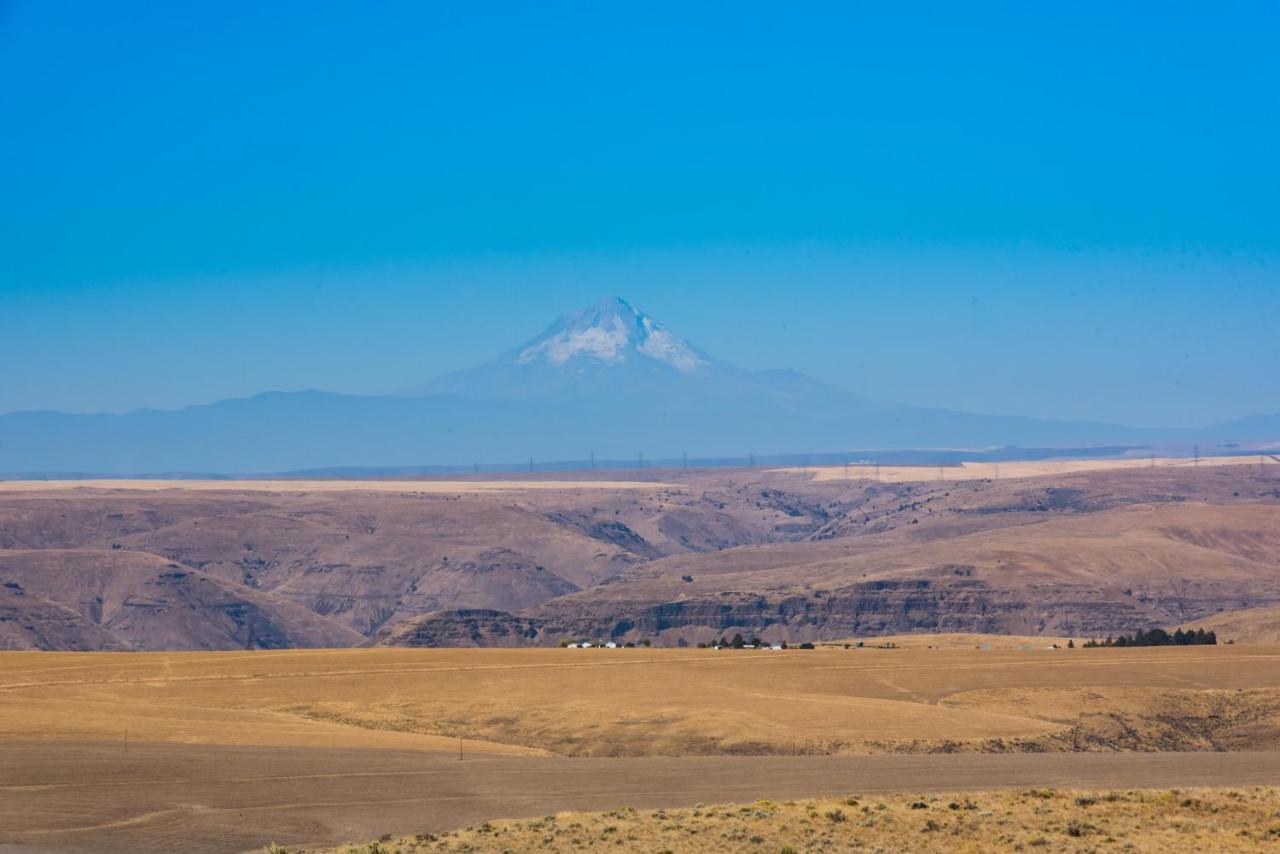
1180;603;1280;645
1;462;1277;649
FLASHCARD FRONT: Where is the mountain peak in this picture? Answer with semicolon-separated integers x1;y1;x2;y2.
515;297;706;373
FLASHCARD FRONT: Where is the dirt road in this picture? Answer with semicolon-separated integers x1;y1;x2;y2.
4;741;1280;853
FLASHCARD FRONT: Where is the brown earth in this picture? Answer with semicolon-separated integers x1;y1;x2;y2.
0;549;363;651
1;463;1277;650
5;743;1280;854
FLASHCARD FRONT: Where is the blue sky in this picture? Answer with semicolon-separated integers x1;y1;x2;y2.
2;2;1277;427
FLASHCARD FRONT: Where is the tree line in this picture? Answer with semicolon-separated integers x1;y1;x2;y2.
1081;627;1216;648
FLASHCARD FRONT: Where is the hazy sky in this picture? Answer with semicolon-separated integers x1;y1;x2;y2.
3;2;1277;427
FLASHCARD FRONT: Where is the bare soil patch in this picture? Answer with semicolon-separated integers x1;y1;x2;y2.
5;743;1280;853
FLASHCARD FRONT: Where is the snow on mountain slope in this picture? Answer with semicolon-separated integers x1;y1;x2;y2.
515;297;707;373
411;297;750;400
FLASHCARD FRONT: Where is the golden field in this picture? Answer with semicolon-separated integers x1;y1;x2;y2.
4;643;1279;757
5;643;1280;852
323;786;1280;854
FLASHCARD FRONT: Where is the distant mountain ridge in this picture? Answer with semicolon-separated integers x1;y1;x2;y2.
1;297;1277;475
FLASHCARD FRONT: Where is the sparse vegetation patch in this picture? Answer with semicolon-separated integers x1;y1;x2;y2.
308;787;1280;853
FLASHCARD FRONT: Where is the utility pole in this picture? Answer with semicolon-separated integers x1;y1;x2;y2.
473;462;478;474
529;457;534;473
748;452;755;468
874;461;880;482
1150;452;1155;468
638;451;644;469
1194;445;1201;467
993;463;999;482
682;451;688;469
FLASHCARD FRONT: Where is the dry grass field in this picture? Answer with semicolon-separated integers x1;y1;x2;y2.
4;644;1279;757
324;786;1280;854
4;644;1280;852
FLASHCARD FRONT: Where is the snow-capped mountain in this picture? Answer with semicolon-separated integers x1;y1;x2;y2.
410;297;744;400
516;297;708;373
